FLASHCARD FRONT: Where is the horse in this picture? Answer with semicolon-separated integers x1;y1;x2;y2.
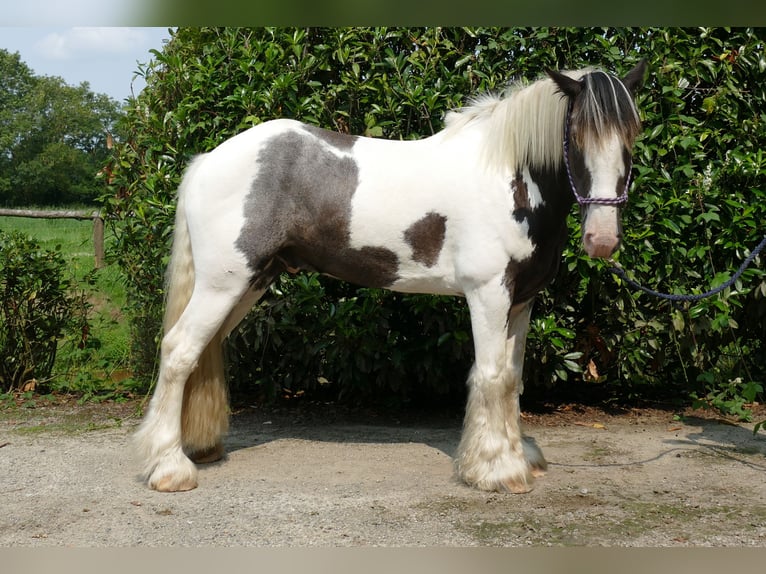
134;60;647;493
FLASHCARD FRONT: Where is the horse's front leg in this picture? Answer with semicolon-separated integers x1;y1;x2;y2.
456;283;546;493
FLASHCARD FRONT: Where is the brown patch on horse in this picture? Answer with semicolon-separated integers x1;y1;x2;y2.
505;165;576;308
404;212;447;267
511;173;530;210
511;172;536;225
236;128;399;289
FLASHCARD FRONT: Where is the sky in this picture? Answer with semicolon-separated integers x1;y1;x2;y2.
0;27;172;103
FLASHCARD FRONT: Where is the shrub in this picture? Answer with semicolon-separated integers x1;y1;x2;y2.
0;230;89;392
225;274;472;405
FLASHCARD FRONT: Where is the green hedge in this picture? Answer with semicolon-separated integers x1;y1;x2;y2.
0;231;88;392
103;28;766;412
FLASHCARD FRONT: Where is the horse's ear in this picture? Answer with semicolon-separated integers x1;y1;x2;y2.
546;69;582;99
622;59;648;95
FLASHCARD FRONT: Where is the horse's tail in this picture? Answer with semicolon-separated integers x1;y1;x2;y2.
162;163;196;336
163;156;229;461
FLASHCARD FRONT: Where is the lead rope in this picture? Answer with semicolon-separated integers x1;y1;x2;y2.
608;235;766;302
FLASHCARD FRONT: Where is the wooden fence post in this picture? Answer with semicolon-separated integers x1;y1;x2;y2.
93;213;105;269
0;208;106;269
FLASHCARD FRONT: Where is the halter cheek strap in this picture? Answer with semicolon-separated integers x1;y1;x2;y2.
563;100;631;207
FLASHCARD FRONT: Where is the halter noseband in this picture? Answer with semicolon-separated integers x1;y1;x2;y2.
563;100;631;207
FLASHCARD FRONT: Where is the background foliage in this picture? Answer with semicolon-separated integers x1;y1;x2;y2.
104;28;766;413
0;230;90;392
0;49;122;207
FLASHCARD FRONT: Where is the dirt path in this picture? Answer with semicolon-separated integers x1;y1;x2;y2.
1;399;765;547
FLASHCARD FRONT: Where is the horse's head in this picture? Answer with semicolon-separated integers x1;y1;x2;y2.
548;61;646;258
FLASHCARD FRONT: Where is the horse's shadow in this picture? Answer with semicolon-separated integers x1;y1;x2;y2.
206;407;766;474
219;405;464;460
548;414;766;472
660;415;766;472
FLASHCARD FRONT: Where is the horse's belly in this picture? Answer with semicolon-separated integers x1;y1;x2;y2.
387;258;463;295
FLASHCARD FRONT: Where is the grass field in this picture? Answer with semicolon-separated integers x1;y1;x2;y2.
0;212;134;398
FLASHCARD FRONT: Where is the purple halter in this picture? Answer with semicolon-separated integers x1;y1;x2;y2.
563;100;631;207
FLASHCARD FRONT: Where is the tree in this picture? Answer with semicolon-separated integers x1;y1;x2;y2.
0;49;122;206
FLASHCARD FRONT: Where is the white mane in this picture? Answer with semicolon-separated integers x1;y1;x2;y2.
442;69;591;173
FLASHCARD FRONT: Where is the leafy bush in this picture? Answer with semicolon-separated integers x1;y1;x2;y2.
105;27;766;412
0;230;89;392
225;274;472;405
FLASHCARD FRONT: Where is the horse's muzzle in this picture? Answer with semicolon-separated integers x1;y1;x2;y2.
584;232;621;259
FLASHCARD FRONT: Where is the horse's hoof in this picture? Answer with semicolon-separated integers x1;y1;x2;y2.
150;473;198;492
530;466;547;479
188;442;225;464
522;436;548;478
529;458;548;478
458;466;536;494
500;477;535;494
146;454;199;492
469;474;536;493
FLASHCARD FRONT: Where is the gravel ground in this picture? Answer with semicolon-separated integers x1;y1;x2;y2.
1;398;765;547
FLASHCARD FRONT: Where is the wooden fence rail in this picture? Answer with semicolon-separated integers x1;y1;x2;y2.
0;208;105;269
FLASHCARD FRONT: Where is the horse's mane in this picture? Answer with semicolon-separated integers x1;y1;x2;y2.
442;67;641;173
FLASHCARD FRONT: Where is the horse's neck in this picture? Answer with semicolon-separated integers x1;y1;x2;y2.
525;162;575;221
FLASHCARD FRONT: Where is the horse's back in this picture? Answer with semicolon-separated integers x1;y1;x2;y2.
180;118;517;294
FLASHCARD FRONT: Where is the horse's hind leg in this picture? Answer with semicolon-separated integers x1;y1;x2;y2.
134;284;249;492
181;288;266;465
456;282;545;493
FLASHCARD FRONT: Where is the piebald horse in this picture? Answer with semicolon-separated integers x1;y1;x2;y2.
135;61;646;493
